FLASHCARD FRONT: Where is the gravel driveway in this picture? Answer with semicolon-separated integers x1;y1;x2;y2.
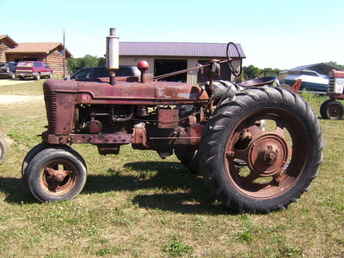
0;95;43;104
0;79;35;87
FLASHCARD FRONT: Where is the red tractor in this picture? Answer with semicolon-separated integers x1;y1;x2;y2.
320;70;344;120
22;28;322;213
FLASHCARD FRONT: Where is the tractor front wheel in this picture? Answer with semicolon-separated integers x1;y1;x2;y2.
326;100;344;120
22;143;87;177
320;99;331;119
26;148;87;202
0;135;8;163
200;86;322;213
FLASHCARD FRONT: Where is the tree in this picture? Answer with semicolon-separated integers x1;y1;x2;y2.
67;55;105;74
243;65;261;80
242;65;280;80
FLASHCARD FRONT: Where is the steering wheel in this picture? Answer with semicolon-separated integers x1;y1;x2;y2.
226;42;243;78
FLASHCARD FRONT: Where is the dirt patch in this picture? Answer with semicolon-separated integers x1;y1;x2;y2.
0;95;43;104
0;79;35;87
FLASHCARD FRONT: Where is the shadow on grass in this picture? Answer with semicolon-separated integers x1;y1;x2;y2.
1;161;231;215
0;176;36;204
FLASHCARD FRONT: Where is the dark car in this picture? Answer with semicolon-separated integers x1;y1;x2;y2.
15;61;53;80
0;62;17;79
70;66;141;82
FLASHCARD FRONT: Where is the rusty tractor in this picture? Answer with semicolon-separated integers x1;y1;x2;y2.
320;70;344;120
22;28;322;213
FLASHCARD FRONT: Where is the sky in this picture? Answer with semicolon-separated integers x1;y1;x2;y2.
1;0;344;69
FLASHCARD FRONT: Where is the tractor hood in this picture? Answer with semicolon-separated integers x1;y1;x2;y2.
43;80;208;104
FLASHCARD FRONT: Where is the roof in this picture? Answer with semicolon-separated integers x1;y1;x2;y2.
0;35;18;48
6;42;71;57
119;42;245;58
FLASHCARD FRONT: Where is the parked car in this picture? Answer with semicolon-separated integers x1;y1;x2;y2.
15;61;53;80
70;66;141;82
279;69;329;92
0;62;16;79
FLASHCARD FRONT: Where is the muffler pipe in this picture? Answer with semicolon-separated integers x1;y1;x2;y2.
106;28;119;85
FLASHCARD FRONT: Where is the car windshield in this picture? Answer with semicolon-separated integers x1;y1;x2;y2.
117;66;140;76
17;62;33;67
71;69;92;80
301;71;318;76
93;68;109;78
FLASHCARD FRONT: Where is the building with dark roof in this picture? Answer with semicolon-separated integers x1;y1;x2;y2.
119;42;245;84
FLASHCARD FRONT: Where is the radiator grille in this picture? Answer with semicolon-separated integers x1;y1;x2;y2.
44;87;57;133
328;76;335;93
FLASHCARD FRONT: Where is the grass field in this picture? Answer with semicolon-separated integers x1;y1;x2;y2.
0;81;343;257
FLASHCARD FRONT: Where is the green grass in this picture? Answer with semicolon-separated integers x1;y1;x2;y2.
0;82;343;257
0;80;44;95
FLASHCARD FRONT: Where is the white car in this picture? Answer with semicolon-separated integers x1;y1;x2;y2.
279;69;328;92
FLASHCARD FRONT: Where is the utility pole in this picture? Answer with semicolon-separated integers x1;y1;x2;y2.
63;29;66;78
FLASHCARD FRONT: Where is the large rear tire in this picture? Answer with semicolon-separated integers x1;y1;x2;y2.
26;148;87;202
199;86;322;213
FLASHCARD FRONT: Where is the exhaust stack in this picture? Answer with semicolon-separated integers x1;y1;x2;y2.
106;28;119;85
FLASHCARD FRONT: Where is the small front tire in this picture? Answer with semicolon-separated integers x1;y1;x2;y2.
320;99;331;119
22;143;87;177
26;148;87;202
326;100;344;120
0;136;8;163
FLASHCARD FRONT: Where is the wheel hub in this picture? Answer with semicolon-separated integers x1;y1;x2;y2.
329;104;340;116
247;133;288;176
45;167;70;184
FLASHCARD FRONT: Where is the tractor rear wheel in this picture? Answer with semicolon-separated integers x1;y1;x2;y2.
326;100;344;120
199;86;322;213
26;148;87;202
